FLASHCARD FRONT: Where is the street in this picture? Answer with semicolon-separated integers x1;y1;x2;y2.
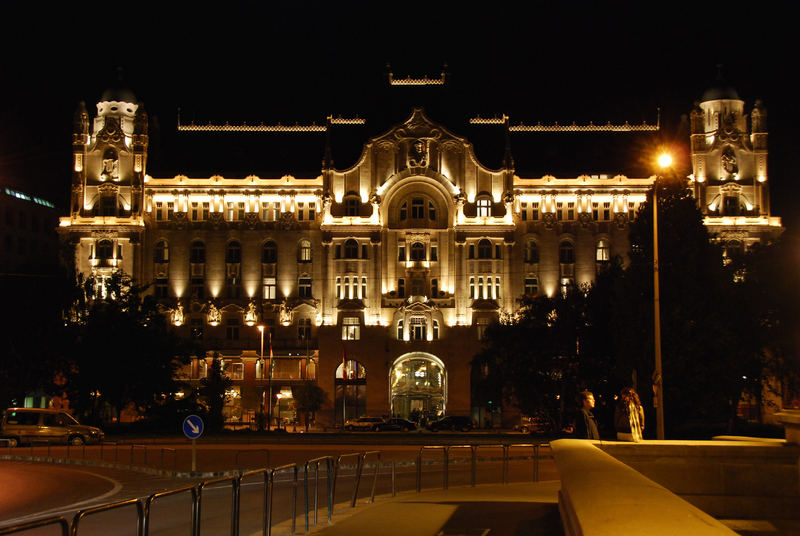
0;438;555;534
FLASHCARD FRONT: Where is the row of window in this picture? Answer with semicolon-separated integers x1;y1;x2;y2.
154;240;312;264
154;201;317;222
519;202;638;221
524;239;610;264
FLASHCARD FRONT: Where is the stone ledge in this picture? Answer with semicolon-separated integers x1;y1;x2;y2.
551;439;736;536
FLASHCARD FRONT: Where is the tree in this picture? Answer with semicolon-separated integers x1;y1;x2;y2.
292;383;327;432
617;174;764;433
62;271;195;423
473;284;614;432
199;353;232;433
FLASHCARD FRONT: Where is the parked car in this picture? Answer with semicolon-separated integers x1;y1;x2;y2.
514;413;554;434
344;416;384;431
1;408;104;447
427;415;475;432
377;418;416;432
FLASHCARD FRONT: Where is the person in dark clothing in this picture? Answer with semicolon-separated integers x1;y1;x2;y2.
574;390;601;439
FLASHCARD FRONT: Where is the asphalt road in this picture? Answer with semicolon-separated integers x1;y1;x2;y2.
0;439;555;535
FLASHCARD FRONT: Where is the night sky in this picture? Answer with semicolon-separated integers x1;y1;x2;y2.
2;3;795;232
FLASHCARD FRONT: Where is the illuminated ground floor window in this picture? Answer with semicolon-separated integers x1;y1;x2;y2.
335;359;366;426
390;353;446;421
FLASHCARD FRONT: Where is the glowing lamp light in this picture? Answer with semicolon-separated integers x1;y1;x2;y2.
657;153;672;169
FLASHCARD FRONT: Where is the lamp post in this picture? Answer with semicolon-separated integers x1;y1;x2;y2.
653;152;671;440
257;325;266;431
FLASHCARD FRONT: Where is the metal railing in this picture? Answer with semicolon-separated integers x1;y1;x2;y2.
0;441;550;536
304;456;333;532
143;485;197;536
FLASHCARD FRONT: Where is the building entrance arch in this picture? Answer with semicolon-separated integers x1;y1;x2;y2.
389;352;446;421
335;359;366;426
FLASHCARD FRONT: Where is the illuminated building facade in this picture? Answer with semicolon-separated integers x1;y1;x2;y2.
690;86;782;253
59;86;780;427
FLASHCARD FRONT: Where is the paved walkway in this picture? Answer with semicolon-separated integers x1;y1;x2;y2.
274;480;563;536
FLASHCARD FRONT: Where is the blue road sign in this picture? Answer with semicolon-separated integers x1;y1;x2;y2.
183;415;204;439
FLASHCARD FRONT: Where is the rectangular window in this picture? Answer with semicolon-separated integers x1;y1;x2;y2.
224;362;244;380
431;278;439;297
361;276;367;299
226;202;235;220
430;245;438;261
567;202;575;220
524;277;538;296
398;245;406;262
628;202;636;221
167;202;175;220
226;319;240;340
495;277;501;300
557;202;564;220
155;202;163;221
190;278;205;300
342;316;360;340
477;198;491;217
469;276;475;298
592;202;599;220
343;276;350;298
361;244;368;259
398;278;405;298
202;202;210;220
410;317;426;340
190;318;204;340
299;278;312;298
191;202;199;220
262;277;276;300
154;278;168;299
335;276;342;299
603;202;611;220
309;202;316;221
297;202;304;221
521;202;527;221
478;277;484;299
298;318;311;340
477;318;490;340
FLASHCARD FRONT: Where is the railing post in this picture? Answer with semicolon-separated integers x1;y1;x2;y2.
471;446;476;487
503;444;509;484
391;460;396;497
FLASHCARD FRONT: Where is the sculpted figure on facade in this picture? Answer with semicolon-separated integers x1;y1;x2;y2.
721;146;738;179
407;139;428;168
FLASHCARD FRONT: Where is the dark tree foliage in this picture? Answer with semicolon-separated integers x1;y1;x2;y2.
62;272;195;423
292;382;328;432
617;175;764;432
199;353;231;433
473;283;615;431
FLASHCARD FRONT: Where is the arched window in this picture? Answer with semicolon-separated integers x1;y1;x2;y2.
226;241;241;263
596;239;610;268
432;320;439;340
477;239;492;259
190;240;205;263
154;240;169;263
390;354;446;420
344;239;359;259
97;240;113;260
298;239;312;262
525;241;539;263
559;241;574;264
410;242;425;261
262;241;277;263
397;320;404;340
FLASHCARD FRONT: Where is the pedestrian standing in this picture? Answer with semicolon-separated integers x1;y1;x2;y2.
574;390;601;439
614;387;645;442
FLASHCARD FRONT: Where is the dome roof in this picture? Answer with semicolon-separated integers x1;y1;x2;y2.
701;84;740;102
100;86;138;104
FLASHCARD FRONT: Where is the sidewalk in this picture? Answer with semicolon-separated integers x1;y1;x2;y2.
281;480;563;536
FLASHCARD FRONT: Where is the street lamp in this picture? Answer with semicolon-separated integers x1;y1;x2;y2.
257;325;269;431
652;152;671;440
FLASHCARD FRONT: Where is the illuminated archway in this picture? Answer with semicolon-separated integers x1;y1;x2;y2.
389;353;446;420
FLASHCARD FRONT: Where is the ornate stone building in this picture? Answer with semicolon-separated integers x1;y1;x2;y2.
59;85;780;427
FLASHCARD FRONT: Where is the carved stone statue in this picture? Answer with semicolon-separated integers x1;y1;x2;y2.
207;303;221;325
101;153;119;182
245;301;258;325
407;139;428;168
721;146;738;178
172;303;184;326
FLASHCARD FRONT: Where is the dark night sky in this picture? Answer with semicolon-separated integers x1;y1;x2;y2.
2;3;795;232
